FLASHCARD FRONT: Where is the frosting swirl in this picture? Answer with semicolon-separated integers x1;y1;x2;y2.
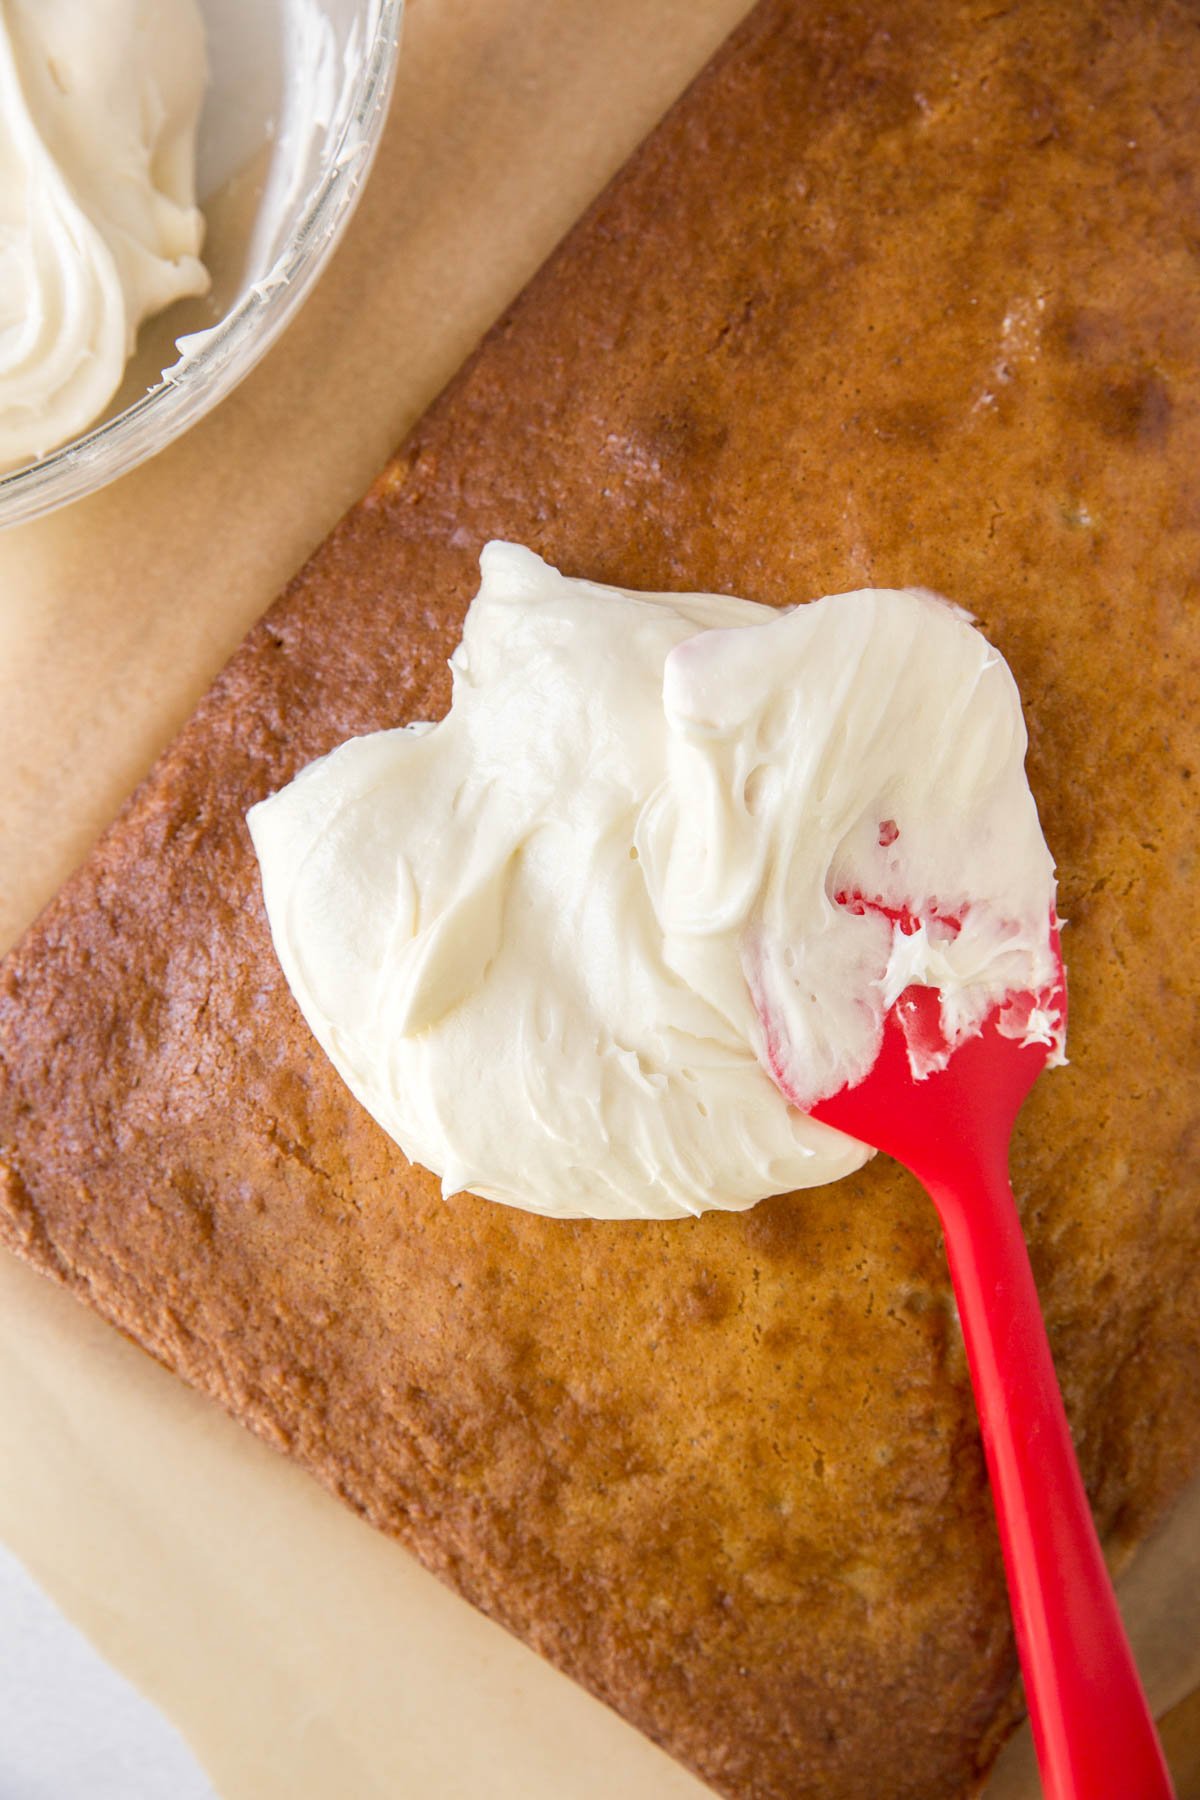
0;0;209;470
249;543;1061;1221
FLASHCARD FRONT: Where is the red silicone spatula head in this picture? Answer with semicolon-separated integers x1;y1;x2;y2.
754;930;1174;1800
804;958;1063;1203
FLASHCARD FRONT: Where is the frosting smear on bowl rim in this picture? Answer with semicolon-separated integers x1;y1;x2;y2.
249;542;1064;1222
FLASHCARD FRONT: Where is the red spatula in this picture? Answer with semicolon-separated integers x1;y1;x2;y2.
755;930;1174;1800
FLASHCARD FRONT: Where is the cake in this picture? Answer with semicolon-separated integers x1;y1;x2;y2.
1;2;1197;1796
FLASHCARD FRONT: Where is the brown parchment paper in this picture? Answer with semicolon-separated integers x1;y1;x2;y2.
0;1;1196;1794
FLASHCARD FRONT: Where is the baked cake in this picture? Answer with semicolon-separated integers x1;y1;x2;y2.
2;2;1198;1795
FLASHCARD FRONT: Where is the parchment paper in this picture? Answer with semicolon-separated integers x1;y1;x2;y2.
0;1;1195;1794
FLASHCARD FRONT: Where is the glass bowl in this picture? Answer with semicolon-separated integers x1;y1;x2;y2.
0;0;403;531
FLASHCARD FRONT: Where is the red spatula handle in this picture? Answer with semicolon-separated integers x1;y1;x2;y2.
930;1157;1174;1800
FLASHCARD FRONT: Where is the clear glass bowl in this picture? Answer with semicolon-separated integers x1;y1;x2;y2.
0;0;404;531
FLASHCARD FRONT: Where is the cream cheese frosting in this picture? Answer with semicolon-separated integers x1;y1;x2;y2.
0;0;210;471
249;542;1063;1221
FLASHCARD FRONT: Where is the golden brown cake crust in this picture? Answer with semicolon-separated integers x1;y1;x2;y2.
2;2;1198;1795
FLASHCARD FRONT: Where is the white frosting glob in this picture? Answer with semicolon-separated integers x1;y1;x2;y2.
0;0;210;470
249;543;1063;1221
